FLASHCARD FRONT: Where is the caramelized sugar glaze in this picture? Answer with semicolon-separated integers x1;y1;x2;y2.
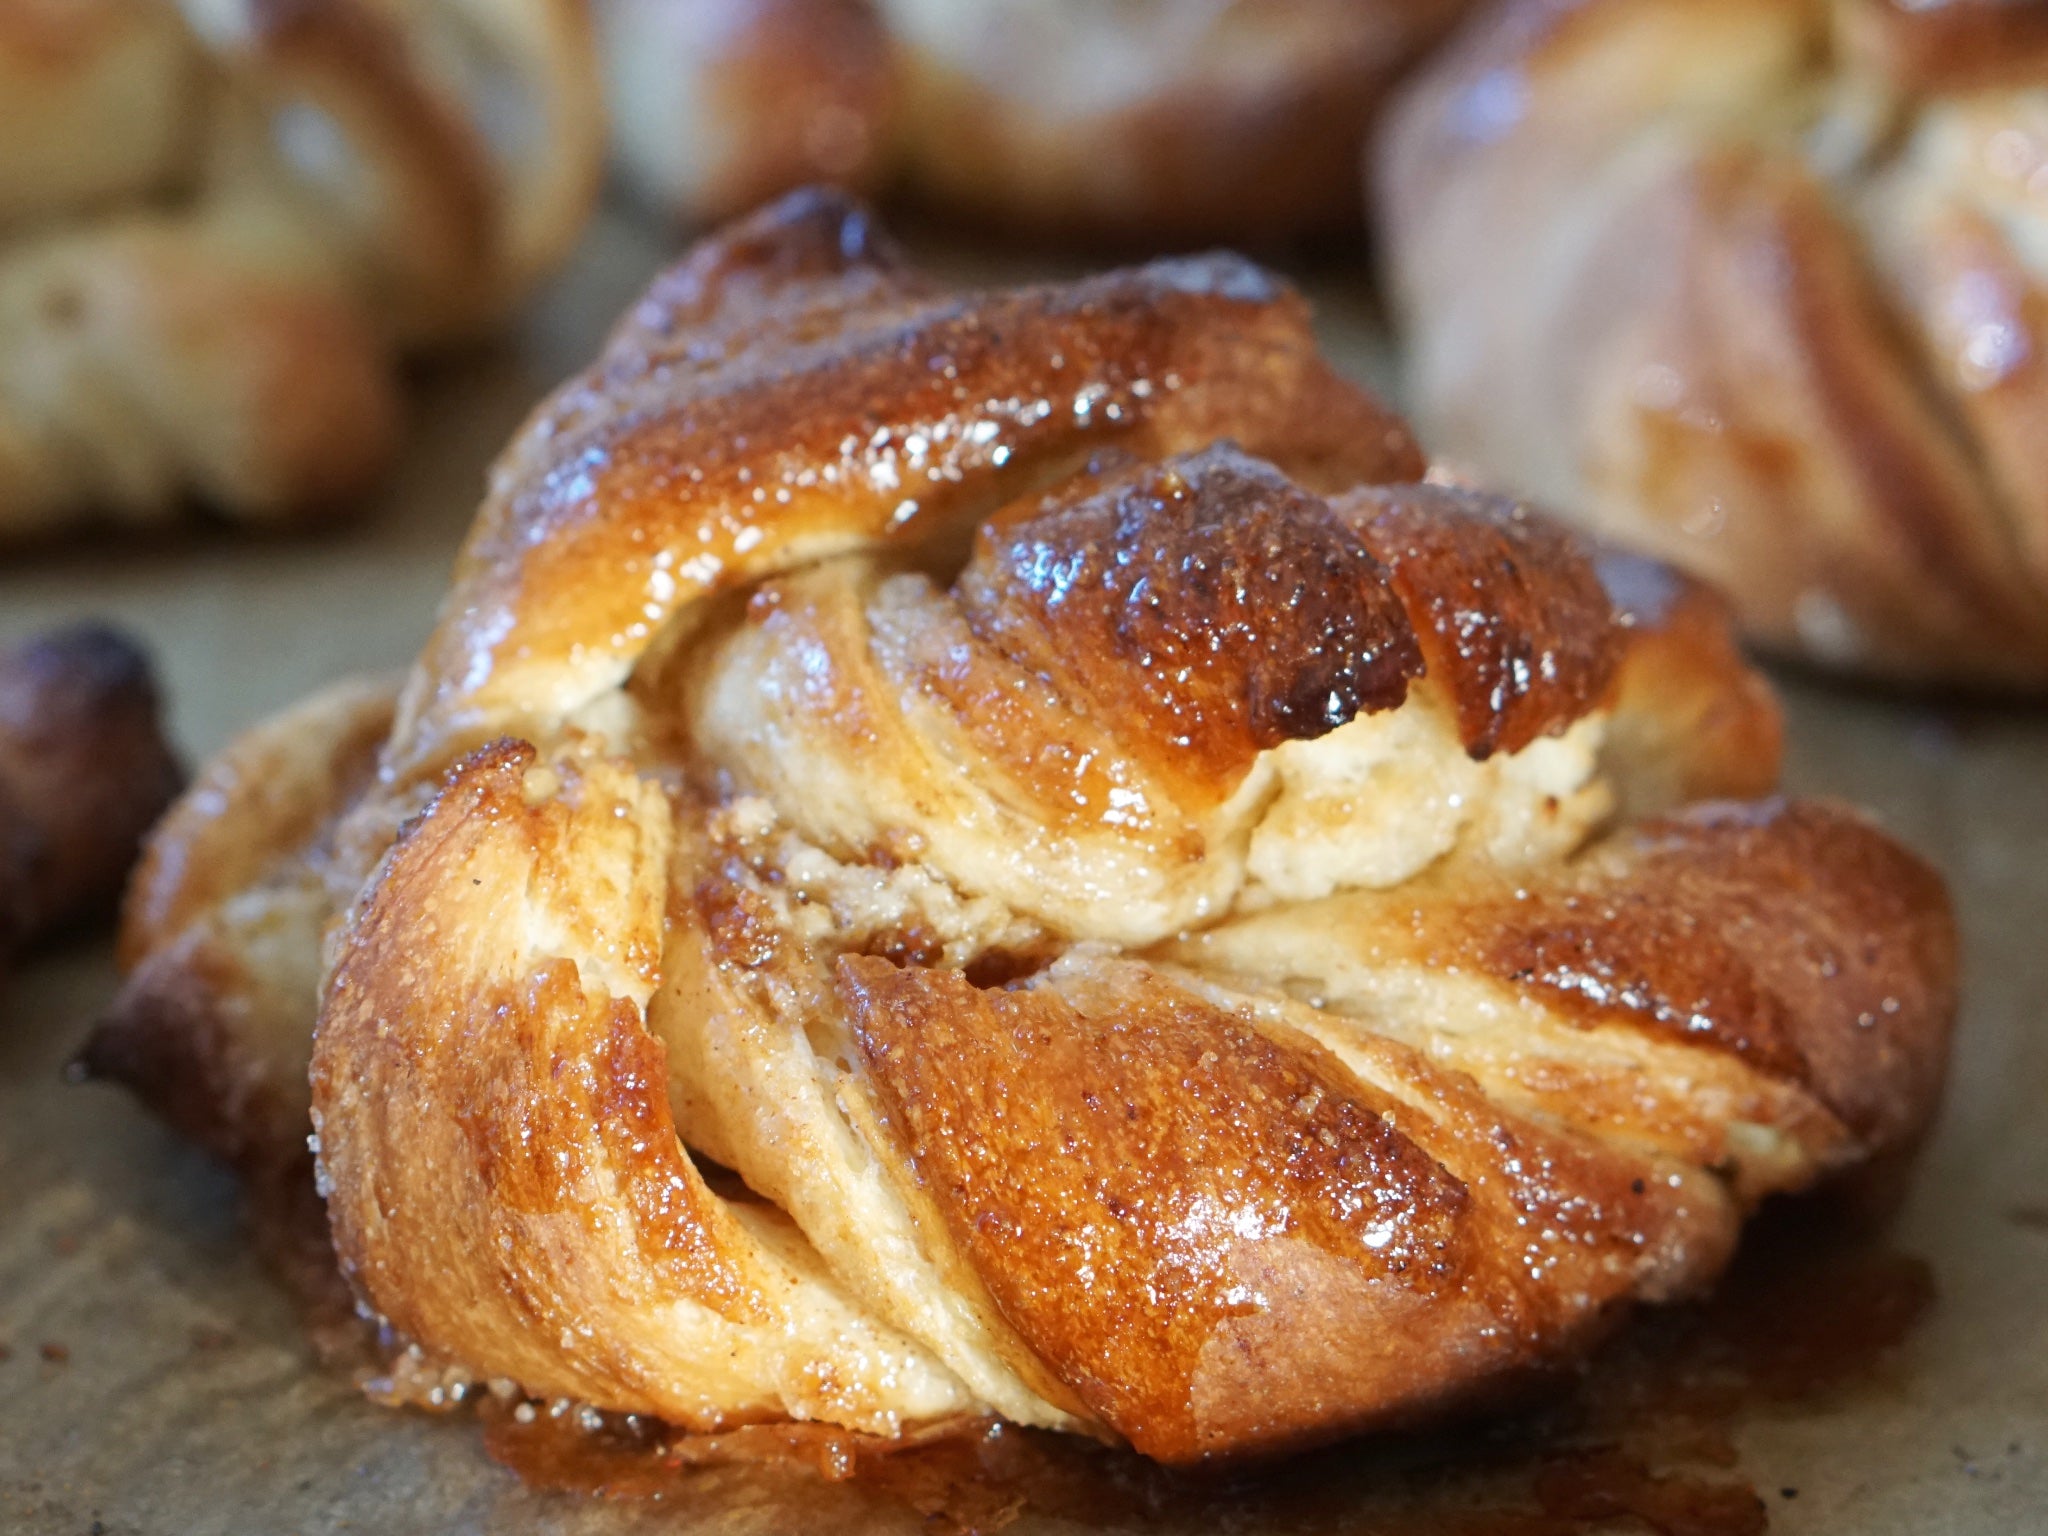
86;190;1956;1482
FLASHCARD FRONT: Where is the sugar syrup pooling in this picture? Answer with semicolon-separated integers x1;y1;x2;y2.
477;1200;1934;1536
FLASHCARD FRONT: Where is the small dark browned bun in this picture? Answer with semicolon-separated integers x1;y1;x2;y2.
0;623;181;962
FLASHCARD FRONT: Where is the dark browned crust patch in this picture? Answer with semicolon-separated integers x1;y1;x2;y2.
1343;482;1622;760
0;624;181;950
958;445;1424;796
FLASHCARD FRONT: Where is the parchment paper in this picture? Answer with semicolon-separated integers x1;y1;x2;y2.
2;210;2043;1536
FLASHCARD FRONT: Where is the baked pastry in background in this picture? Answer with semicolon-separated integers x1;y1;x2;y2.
88;191;1954;1467
599;0;895;227
0;0;602;540
1379;0;2048;687
599;0;1475;242
0;624;181;988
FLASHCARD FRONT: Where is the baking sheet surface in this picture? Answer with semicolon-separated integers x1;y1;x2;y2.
2;214;2043;1535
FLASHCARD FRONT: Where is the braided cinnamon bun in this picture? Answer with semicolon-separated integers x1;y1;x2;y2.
88;190;1954;1465
1378;0;2048;686
0;0;601;538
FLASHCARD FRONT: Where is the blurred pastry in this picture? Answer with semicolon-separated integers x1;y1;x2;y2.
599;0;894;226
0;0;603;539
90;191;1954;1466
599;0;1475;242
1379;0;2048;686
0;624;181;983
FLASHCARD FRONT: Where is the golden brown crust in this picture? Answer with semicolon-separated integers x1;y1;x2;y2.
387;187;1421;782
317;746;747;1354
1420;800;1957;1144
656;810;1088;1429
1157;802;1951;1204
313;740;974;1430
118;675;392;967
842;950;1746;1464
842;953;1470;1463
82;926;311;1173
1595;551;1785;810
1379;0;2048;686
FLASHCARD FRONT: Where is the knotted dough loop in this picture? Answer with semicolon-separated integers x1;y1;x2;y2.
0;0;600;536
97;191;1954;1466
1379;0;2048;686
